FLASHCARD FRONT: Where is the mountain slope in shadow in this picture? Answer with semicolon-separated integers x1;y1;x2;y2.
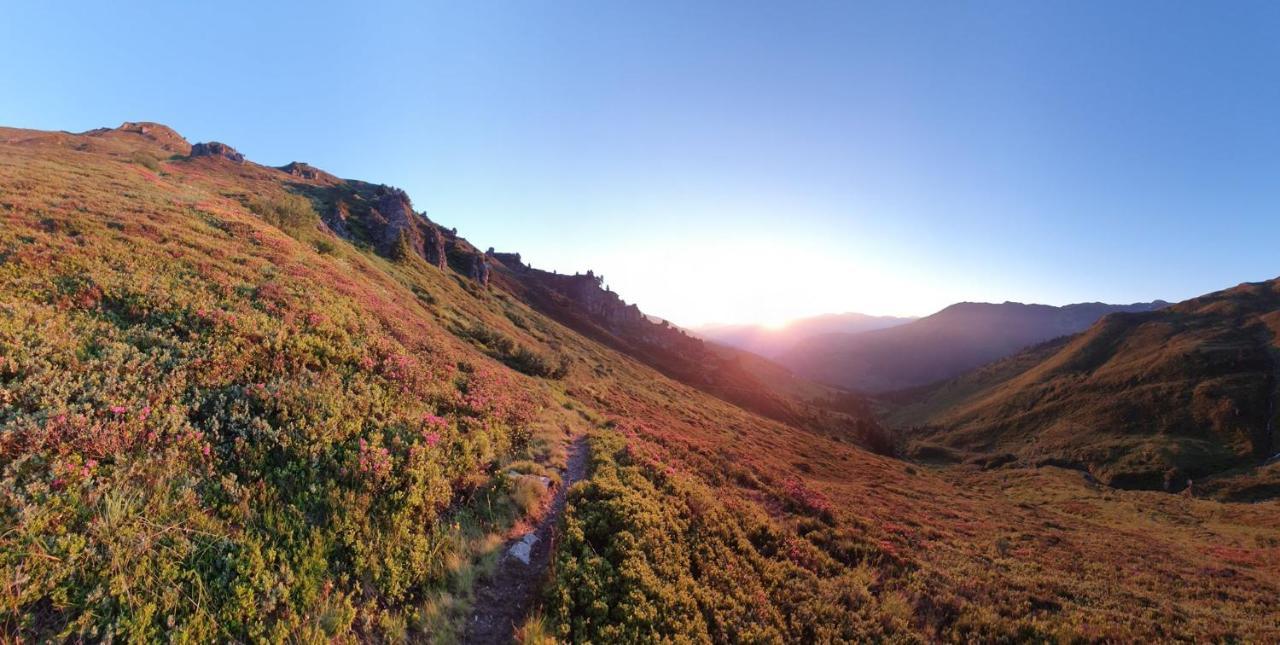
888;280;1280;492
782;299;1168;392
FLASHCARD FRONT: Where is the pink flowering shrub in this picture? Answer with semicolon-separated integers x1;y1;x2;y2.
0;147;548;642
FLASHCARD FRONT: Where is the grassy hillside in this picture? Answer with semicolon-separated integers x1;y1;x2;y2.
783;300;1167;393
890;283;1280;490
2;123;1278;642
0;124;590;640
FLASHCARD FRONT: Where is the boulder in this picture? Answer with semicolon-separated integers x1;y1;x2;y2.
189;141;244;163
278;161;337;183
507;532;540;565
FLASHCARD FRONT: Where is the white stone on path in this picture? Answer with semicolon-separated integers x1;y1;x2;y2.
508;532;540;564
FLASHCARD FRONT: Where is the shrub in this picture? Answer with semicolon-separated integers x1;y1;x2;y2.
0;157;543;640
545;432;907;643
461;323;568;379
247;193;319;237
129;150;161;172
510;475;547;516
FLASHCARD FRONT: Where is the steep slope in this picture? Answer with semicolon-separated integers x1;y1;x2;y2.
695;312;913;358
1;123;1277;642
890;281;1280;490
783;299;1168;392
484;253;893;451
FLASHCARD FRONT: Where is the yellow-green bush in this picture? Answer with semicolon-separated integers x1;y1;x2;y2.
546;432;918;643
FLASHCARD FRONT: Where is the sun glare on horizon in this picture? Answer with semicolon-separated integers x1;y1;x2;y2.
575;234;953;330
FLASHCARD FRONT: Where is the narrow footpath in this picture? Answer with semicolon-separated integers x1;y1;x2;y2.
464;435;589;643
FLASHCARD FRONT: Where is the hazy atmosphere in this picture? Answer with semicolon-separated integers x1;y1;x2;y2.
6;2;1280;325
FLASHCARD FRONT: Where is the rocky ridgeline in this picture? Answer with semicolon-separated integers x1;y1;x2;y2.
490;252;695;351
99;121;492;288
365;187;457;272
310;181;484;283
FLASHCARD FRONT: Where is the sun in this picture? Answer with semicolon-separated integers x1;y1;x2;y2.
758;317;793;331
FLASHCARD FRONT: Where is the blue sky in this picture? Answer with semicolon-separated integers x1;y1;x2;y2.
4;1;1280;326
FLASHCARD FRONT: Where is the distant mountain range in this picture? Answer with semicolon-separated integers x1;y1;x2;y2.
887;280;1280;496
778;300;1169;393
693;312;914;358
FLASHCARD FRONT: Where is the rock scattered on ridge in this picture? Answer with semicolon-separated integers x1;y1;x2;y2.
278;161;338;183
189;141;245;163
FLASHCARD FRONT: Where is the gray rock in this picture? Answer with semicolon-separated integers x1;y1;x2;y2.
189;141;244;163
507;532;540;564
470;253;490;287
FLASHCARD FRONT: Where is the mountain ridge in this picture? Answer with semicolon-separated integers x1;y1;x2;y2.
694;311;915;358
782;298;1170;392
887;279;1280;493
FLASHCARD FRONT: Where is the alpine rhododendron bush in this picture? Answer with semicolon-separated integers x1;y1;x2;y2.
2;124;1279;642
0;128;554;640
538;371;1280;641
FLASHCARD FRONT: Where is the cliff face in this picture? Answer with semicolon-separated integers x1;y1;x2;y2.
491;256;677;343
424;226;448;270
470;254;491;286
545;272;645;328
290;177;483;284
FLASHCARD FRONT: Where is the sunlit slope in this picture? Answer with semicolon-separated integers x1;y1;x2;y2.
0;124;1276;642
0;123;606;640
891;281;1280;490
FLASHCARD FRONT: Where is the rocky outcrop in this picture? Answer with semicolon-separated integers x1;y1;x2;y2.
114;122;190;152
189;141;244;163
501;256;662;335
424;226;447;270
563;272;645;327
371;188;451;271
279;161;338;184
489;250;523;269
324;201;352;239
470;254;491;287
374;188;419;257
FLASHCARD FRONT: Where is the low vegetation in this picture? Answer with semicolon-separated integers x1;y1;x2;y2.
0;126;566;640
246;192;320;238
460;322;570;379
548;432;909;642
3;123;1278;642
